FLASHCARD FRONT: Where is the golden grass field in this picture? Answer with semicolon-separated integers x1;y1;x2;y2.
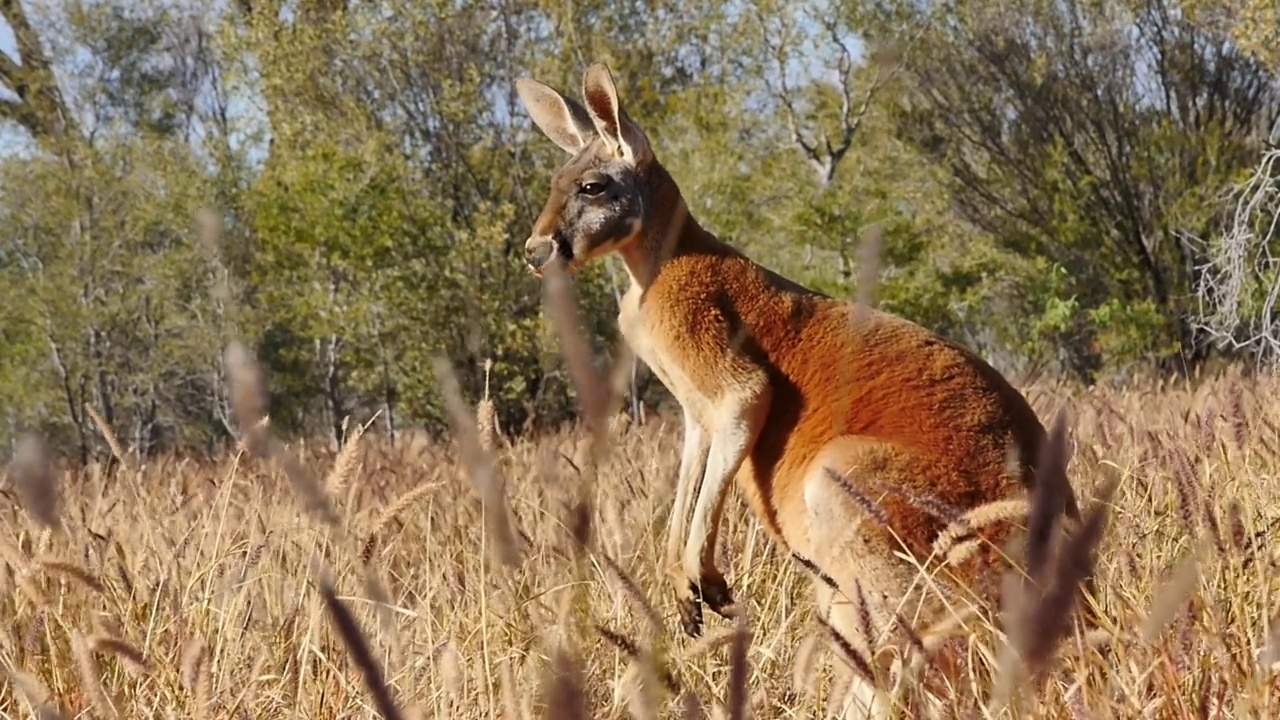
3;358;1280;719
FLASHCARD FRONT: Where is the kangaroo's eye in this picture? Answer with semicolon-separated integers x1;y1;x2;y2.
579;179;608;196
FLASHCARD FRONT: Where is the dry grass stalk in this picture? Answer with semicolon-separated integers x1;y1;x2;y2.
6;667;69;720
854;225;882;320
1022;473;1116;672
615;662;654;720
85;403;131;471
541;265;610;432
596;623;680;695
194;655;213;720
433;640;464;697
89;633;150;675
317;572;405;720
37;558;106;594
991;457;1117;714
536;264;636;669
478;358;501;452
680;691;708;720
594;549;663;637
23;607;47;659
540;265;606;553
823;467;890;528
932;498;1031;559
15;569;48;607
223;341;271;455
361;480;443;563
790;632;823;701
1171;446;1202;537
1026;409;1072;585
361;563;405;673
432;356;524;569
726;613;752;720
498;652;522;720
989;408;1083;711
71;630;117;718
683;625;743;662
224;341;343;530
4;359;1280;717
194;204;234;305
1140;552;1201;643
324;416;367;494
539;265;633;529
180;637;211;717
816;614;876;684
1226;501;1247;551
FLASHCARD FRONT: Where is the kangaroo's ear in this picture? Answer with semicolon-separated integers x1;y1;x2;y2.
581;63;652;165
515;77;597;155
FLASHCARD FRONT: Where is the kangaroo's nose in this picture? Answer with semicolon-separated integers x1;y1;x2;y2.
525;237;554;269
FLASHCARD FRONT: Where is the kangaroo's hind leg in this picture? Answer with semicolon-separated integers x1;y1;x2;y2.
796;436;1010;719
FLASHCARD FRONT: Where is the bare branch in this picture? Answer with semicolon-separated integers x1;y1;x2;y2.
818;12;896;181
1191;147;1280;366
752;7;826;182
753;4;913;189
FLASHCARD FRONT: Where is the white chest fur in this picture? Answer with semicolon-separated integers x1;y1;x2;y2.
618;286;717;428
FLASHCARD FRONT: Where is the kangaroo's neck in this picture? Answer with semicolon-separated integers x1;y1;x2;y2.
617;163;726;290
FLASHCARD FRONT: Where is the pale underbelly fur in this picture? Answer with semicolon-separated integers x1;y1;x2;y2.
619;302;817;560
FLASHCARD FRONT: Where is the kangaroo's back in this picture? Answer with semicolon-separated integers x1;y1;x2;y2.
514;65;1091;714
643;237;1058;549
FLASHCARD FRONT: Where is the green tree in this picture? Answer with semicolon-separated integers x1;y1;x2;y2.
1;0;236;459
850;0;1279;378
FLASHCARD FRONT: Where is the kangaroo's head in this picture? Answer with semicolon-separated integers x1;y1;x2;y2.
516;63;657;277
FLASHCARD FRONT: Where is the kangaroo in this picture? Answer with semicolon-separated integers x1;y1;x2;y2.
515;63;1084;716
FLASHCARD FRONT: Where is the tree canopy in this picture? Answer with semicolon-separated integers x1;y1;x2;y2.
2;0;1277;459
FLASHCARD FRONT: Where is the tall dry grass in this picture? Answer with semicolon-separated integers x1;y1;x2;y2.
4;247;1280;717
2;362;1279;717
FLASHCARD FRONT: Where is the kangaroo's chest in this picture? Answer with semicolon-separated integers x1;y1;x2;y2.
617;287;718;426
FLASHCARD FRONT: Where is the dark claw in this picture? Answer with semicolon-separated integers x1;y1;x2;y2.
678;574;737;638
701;574;735;617
679;586;704;638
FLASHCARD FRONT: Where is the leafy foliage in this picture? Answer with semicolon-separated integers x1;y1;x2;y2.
1;0;1277;457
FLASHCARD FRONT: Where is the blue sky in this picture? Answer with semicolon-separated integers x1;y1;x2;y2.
0;19;25;154
0;19;13;71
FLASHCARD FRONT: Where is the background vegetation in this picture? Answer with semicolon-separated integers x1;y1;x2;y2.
2;0;1277;459
3;1;1280;717
1;361;1278;718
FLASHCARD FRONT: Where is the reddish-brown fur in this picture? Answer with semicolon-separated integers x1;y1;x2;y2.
516;62;1084;716
640;221;1059;551
610;165;1081;571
